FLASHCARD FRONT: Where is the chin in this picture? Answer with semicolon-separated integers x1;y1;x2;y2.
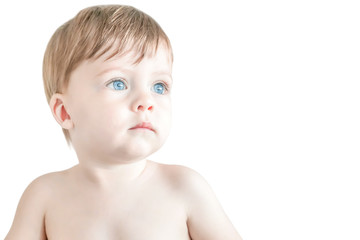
113;142;160;162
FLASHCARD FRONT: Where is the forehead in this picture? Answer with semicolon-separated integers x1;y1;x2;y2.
70;43;173;84
99;43;172;70
105;40;172;64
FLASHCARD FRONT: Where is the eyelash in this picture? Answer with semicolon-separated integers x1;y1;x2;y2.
106;78;128;91
154;81;170;93
106;79;171;93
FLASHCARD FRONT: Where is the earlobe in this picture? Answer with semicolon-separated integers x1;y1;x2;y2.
49;93;74;129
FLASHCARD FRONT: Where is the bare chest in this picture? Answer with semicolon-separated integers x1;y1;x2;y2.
44;184;190;240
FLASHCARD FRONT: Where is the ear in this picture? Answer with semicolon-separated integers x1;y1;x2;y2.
49;93;74;130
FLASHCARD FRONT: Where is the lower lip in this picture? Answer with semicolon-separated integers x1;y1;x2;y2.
130;127;155;132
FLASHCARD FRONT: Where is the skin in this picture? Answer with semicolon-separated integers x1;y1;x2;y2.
5;44;242;240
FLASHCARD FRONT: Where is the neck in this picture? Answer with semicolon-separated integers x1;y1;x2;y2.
74;158;149;188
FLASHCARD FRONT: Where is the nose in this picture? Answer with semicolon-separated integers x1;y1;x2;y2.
137;104;153;111
132;92;154;112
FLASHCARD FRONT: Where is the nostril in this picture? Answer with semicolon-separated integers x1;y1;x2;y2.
137;105;144;111
137;105;153;111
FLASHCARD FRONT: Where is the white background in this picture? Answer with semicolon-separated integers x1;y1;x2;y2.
0;0;359;239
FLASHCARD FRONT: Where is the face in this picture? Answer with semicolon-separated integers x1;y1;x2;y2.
64;45;173;164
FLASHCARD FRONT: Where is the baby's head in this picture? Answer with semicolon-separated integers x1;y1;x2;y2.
43;5;173;162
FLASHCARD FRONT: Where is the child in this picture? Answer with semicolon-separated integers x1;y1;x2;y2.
5;5;241;240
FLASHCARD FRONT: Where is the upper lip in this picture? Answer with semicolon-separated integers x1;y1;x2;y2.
129;122;155;132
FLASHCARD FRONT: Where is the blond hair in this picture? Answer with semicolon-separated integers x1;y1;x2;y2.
43;5;173;143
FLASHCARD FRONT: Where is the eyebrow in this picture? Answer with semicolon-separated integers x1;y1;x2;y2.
95;67;132;77
151;71;173;81
96;68;173;82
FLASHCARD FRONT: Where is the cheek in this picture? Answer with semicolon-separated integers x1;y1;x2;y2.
156;96;172;112
157;99;172;131
72;100;128;136
93;105;129;130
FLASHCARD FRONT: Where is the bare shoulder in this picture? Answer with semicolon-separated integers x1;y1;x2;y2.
151;162;217;208
28;170;65;190
5;170;71;240
22;169;71;197
153;162;209;191
154;162;200;179
152;162;242;240
13;170;68;208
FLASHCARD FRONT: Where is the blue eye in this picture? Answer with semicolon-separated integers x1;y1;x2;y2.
108;80;126;91
153;83;166;94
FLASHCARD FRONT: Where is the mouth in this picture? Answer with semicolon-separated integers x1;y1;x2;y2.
129;122;155;132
